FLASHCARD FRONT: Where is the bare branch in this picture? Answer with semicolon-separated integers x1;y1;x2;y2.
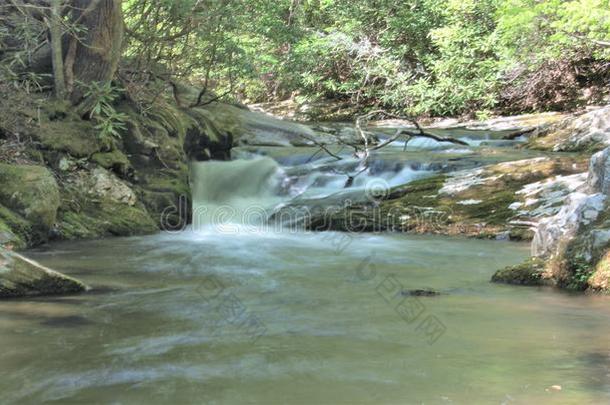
189;88;232;108
298;134;343;161
401;129;469;146
357;110;469;150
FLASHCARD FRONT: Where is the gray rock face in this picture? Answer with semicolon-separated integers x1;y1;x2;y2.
532;145;610;260
238;109;335;146
86;167;137;206
532;192;606;258
0;248;87;299
219;104;368;147
587;147;610;194
553;106;610;151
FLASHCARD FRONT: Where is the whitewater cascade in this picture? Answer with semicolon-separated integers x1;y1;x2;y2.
190;153;438;232
190;157;289;229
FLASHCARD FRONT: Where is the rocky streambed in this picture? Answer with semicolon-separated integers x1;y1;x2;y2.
1;91;610;296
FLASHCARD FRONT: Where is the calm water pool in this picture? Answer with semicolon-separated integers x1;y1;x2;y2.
1;229;609;404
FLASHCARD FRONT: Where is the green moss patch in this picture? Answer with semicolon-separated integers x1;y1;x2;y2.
492;259;546;286
91;150;131;174
57;199;158;241
0;164;60;245
0;205;29;250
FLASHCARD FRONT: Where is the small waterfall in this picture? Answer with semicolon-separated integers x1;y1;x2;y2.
190;154;437;231
190;158;289;228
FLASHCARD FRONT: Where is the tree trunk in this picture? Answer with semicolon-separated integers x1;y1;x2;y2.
67;0;124;105
49;0;66;99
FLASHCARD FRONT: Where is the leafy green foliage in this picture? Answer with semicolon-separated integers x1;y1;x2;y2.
83;82;128;146
3;0;609;117
126;0;607;116
567;257;594;290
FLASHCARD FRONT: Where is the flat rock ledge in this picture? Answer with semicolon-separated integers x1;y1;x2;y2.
0;249;87;299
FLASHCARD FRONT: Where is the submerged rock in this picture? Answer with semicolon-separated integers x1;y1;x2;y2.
0;248;86;299
401;289;441;297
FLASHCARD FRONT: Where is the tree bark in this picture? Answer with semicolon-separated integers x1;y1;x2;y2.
48;0;66;99
68;0;124;105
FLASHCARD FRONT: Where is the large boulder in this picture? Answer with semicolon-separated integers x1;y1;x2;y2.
532;147;610;259
498;146;610;291
201;103;369;147
531;192;606;258
0;164;60;245
587;147;610;194
0;248;86;299
56;167;159;241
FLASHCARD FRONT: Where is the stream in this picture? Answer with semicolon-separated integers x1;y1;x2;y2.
1;128;610;404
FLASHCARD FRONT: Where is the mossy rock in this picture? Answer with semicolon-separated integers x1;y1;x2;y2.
135;168;190;227
0;164;60;245
298;156;587;238
491;259;545;286
548;204;610;291
0;248;87;299
589;251;610;291
57;200;158;241
35;118;103;157
138;169;190;195
91;150;132;175
0;205;29;250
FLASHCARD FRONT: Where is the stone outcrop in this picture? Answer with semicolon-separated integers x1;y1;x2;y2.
249;98;362;122
205;102;372;147
495;145;610;290
0;248;86;298
528;106;610;152
531;193;606;258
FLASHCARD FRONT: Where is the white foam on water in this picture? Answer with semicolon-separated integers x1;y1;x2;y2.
190;156;436;229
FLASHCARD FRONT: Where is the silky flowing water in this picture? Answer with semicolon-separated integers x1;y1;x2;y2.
1;130;610;404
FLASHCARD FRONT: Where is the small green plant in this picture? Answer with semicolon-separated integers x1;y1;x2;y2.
475;110;494;121
83;82;128;147
567;258;594;290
